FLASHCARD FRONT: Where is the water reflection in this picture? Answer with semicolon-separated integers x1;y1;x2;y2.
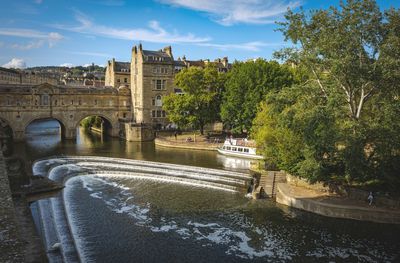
216;155;253;171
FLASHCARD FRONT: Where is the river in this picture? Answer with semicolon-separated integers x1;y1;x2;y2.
15;120;400;262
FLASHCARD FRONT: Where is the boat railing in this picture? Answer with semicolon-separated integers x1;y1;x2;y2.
226;138;256;147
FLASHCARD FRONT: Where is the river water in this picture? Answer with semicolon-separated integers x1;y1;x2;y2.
16;120;400;262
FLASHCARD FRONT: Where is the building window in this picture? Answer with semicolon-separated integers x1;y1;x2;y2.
123;112;127;118
117;79;120;83
124;78;127;83
162;110;166;117
41;94;49;106
155;79;166;90
155;95;162;106
156;110;162;117
156;79;162;90
151;110;156;118
152;98;155;106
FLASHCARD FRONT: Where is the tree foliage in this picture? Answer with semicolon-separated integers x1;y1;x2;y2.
221;59;294;133
163;65;225;134
253;0;400;191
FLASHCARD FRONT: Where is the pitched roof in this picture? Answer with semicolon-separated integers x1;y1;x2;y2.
173;60;186;67
142;50;172;62
114;62;130;72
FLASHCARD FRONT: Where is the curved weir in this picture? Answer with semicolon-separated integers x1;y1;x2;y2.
32;156;252;262
31;156;400;263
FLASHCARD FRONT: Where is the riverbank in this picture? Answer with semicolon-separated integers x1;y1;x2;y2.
0;152;47;263
276;182;400;224
157;140;400;224
155;134;222;151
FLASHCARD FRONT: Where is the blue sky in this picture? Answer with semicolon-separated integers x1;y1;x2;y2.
0;0;398;68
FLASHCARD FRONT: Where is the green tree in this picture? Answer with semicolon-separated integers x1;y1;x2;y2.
163;65;225;134
254;0;400;190
221;59;294;133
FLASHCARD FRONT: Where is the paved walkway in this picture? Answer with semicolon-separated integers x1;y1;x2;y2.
276;183;400;224
155;134;223;151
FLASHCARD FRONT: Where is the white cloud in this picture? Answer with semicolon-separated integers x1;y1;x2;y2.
198;41;284;51
160;0;301;25
59;63;74;67
34;0;43;4
54;11;210;44
3;58;26;69
11;40;45;50
0;28;64;48
83;63;92;67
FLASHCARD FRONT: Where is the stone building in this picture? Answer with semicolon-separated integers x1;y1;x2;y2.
130;44;175;129
0;67;60;85
105;59;131;88
130;44;231;129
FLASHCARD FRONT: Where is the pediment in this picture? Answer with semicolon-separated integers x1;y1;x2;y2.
35;83;55;94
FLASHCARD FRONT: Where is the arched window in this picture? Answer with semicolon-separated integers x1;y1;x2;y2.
155;95;162;107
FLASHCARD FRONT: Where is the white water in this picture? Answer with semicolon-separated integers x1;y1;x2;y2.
32;156;398;263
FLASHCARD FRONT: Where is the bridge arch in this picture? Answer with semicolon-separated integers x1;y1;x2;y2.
24;117;67;139
75;114;115;137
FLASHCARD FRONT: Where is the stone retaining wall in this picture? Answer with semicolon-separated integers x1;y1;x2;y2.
0;151;24;262
155;138;220;151
276;183;400;224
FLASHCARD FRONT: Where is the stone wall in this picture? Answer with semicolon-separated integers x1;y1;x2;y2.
0;151;24;262
122;123;154;142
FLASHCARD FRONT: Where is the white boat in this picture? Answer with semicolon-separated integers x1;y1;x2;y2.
217;138;264;160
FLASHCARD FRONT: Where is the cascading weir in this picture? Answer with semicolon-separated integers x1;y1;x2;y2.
34;156;252;192
32;156;252;262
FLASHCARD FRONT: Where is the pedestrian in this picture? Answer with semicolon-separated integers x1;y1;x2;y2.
174;131;177;140
367;192;374;205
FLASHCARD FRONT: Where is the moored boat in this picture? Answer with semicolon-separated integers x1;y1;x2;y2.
217;138;264;160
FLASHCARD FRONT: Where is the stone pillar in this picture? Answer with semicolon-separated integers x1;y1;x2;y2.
13;130;25;142
122;122;154;142
65;128;77;140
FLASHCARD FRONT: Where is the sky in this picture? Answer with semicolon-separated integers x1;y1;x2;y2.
0;0;398;68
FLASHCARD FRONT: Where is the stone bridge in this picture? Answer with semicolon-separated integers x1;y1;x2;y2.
0;83;132;141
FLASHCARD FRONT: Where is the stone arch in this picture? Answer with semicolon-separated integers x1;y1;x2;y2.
75;114;115;137
24;117;67;139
